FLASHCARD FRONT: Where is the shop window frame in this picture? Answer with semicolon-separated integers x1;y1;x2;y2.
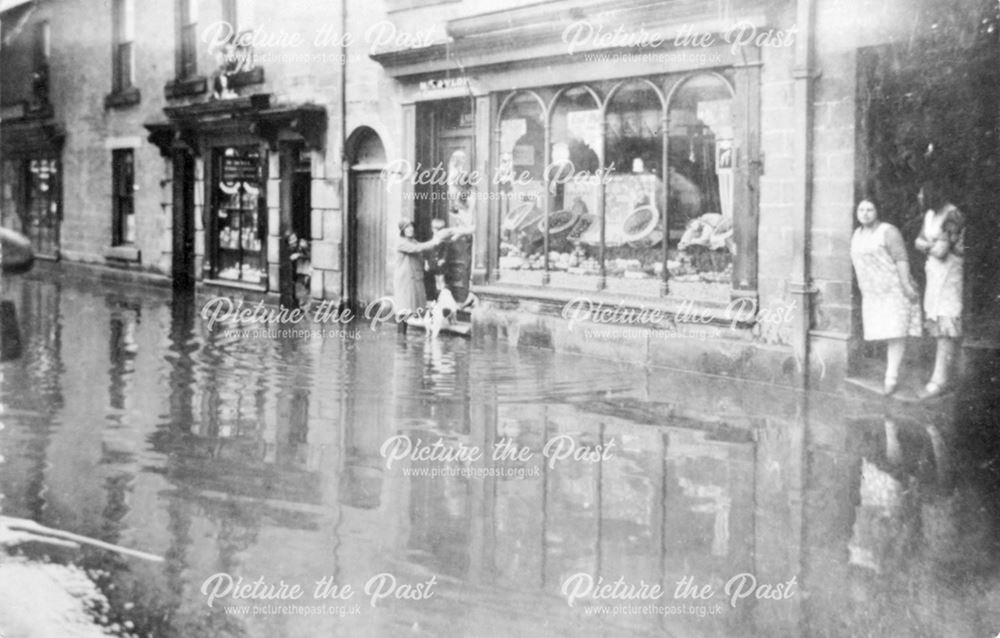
205;142;269;289
490;68;756;303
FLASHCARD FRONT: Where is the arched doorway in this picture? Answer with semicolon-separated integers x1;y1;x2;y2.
347;127;388;308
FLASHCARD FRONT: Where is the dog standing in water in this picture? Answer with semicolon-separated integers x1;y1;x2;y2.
428;286;459;338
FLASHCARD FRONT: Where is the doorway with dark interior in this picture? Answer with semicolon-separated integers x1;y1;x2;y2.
171;150;196;291
415;97;476;306
852;8;1000;389
280;144;312;309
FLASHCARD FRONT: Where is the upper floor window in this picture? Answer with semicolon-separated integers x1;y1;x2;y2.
30;21;50;106
112;0;135;93
176;0;198;79
221;0;237;34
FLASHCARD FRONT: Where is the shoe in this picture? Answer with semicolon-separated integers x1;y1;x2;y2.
916;382;944;400
883;381;898;396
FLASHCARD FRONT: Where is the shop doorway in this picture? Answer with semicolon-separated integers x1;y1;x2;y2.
347;128;388;309
171;150;195;289
279;144;312;308
416;98;476;304
854;32;1000;378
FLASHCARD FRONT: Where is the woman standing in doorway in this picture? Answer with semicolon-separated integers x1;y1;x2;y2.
394;220;448;332
914;181;965;398
850;198;922;395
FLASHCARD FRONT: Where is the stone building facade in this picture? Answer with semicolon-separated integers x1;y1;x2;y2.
2;0;995;389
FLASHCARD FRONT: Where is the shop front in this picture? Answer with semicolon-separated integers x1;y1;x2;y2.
371;0;796;381
0;118;65;260
211;144;267;285
146;96;325;300
489;70;754;304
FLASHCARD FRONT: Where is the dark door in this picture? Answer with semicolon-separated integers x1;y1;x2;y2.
437;136;475;304
860;42;1000;346
350;169;387;308
171;151;195;289
279;145;312;308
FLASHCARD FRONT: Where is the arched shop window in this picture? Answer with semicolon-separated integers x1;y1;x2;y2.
603;80;664;289
545;85;602;286
496;91;546;276
666;73;735;295
493;71;744;301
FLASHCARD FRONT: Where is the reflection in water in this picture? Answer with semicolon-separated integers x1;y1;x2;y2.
1;275;999;637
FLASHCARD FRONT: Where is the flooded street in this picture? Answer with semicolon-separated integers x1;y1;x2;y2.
2;273;1000;637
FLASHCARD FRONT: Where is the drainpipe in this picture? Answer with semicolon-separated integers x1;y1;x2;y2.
339;0;349;309
789;0;818;390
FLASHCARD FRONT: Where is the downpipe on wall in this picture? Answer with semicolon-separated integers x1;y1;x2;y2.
789;0;819;390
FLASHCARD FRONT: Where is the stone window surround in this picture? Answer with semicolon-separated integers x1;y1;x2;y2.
103;137;142;263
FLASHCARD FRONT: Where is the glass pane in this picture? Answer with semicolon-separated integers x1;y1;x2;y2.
546;86;601;284
1;160;21;231
668;74;734;296
496;92;546;278
26;157;59;256
215;146;265;284
121;0;135;42
603;81;664;284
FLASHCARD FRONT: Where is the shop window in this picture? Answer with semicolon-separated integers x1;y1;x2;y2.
1;157;61;257
213;145;266;285
112;149;136;246
543;86;603;287
1;160;21;232
492;72;739;300
603;80;664;288
496;91;546;277
667;74;735;291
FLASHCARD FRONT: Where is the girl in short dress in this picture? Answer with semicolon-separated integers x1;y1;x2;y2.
850;199;922;395
914;181;965;398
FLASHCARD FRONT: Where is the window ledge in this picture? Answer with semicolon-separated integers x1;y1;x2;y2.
104;87;141;109
165;76;208;99
104;245;141;263
202;278;267;292
472;282;759;329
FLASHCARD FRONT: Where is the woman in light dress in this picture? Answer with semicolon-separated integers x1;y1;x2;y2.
850;199;922;395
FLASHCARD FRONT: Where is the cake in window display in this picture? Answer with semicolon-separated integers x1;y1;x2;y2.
599;164;665;279
498;195;544;270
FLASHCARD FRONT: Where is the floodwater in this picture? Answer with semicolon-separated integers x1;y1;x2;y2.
1;273;999;638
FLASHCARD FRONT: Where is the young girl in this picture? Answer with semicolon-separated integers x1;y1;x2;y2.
914;181;965;398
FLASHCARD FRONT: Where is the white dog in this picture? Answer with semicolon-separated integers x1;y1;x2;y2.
428;286;459;338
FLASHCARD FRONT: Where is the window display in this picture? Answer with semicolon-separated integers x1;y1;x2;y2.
547;86;601;286
603;80;664;282
493;72;737;299
668;74;734;287
497;91;546;277
1;156;61;258
213;145;266;285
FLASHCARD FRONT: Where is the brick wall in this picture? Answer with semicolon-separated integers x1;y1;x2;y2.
810;0;860;338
